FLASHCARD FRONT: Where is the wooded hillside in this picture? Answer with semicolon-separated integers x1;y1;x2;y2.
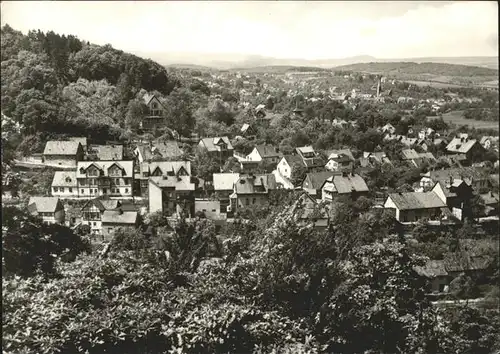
0;25;180;147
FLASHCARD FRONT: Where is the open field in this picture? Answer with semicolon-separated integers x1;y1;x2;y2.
407;80;468;88
427;110;499;130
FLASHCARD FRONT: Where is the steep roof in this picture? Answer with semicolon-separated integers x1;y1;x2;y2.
43;141;81;156
303;171;336;190
387;191;447;210
28;197;61;213
101;210;138;224
77;161;134;178
52;171;77;187
213;173;240;191
282;154;304;167
68;137;87;148
136;141;183;161
199;136;233;152
139;161;191;177
149;175;195;191
234;174;276;194
255;144;280;158
90;145;124;161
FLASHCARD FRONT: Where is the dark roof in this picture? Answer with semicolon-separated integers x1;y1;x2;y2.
282;154;304;167
303;171;336;190
387;191;447;210
426;167;488;184
323;174;370;194
303;157;326;168
255;144;279;158
234;174;277;194
136;141;183;161
199;136;233;152
90;145;124;160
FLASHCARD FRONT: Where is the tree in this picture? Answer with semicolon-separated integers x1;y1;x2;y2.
125;99;147;131
163;88;195;137
290;162;307;186
2;206;90;277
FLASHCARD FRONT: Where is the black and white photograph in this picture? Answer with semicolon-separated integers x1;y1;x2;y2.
1;1;499;353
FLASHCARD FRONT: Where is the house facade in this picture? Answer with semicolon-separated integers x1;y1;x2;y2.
51;171;79;198
198;136;234;160
101;209;139;240
302;171;337;199
134;161;191;197
277;155;303;181
384;191;446;223
320;173;370;202
148;175;196;217
141;94;165;131
229;174;277;211
76;161;134;199
247;144;280;164
27;197;65;224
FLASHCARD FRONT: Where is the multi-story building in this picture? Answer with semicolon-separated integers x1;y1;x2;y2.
148;175;196;216
76;161;134;199
229;173;277;212
51;171;79;198
43;140;85;167
134;161;191;197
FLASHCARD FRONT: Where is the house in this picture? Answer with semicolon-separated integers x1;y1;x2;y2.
325;150;355;172
134;141;183;163
148;175;196;216
101;208;139;240
229;173;277;211
240;123;257;139
141;93;165;130
420;167;489;192
76;161;134;199
445;136;485;162
254;104;266;118
296;146;317;159
80;197;135;235
321;173;370;202
431;180;474;220
489;174;499;189
276;155;304;180
415;254;493;293
379;123;396;135
400;136;419;147
302;171;337;199
213;173;240;212
480;136;499;150
384;191;447;223
27;197;65;224
401;149;436;168
418;127;436;140
247;144;280;164
88;144;124;161
479;191;499;216
194;199;223;220
134;161;191;197
292;193;330;231
43;140;85;167
51;171;79;198
363;151;392;165
198;136;234;159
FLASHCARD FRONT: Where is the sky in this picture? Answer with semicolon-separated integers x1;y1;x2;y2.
1;1;498;60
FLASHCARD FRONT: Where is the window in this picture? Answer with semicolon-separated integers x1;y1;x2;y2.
60;187;65;193
93;222;96;226
212;209;216;212
90;189;94;194
81;189;84;193
53;187;58;192
125;188;129;193
252;198;256;204
108;228;113;233
245;198;249;206
202;209;207;212
69;188;72;193
103;188;107;194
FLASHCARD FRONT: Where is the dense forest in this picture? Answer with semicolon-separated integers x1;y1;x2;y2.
0;24;181;148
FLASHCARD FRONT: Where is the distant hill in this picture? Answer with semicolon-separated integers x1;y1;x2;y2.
229;65;331;74
333;62;498;77
134;50;498;71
